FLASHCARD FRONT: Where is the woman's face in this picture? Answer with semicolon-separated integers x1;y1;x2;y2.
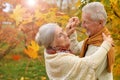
52;26;70;49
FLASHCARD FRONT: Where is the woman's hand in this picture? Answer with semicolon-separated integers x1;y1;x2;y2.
102;33;113;46
66;17;80;37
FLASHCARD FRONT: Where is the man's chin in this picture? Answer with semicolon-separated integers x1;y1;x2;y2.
86;32;91;37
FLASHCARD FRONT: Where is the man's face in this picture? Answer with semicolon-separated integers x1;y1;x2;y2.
81;12;100;37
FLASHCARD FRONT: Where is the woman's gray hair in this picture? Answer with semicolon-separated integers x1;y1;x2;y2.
35;23;58;48
82;2;107;26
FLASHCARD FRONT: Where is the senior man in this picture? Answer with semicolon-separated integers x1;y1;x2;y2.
66;2;115;80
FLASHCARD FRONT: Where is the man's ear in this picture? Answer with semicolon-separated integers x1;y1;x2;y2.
99;20;104;26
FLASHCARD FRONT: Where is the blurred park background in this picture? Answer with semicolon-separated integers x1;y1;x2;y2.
0;0;120;80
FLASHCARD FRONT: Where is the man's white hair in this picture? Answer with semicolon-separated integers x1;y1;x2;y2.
35;23;58;48
82;2;107;26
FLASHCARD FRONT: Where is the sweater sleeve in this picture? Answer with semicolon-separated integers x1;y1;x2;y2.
44;41;111;79
84;41;112;69
69;31;83;54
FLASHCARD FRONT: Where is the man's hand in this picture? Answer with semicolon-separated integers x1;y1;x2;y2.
66;17;80;37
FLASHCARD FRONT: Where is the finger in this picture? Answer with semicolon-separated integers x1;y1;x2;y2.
69;17;76;22
74;17;79;21
69;17;79;23
69;27;75;34
73;17;79;23
66;24;70;29
69;18;73;23
67;27;75;37
70;22;76;29
66;23;75;31
108;35;111;38
76;20;80;25
102;33;106;37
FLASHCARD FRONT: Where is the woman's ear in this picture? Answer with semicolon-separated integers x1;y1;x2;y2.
50;39;56;48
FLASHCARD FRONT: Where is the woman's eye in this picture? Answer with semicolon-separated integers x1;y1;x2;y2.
58;33;64;38
84;21;87;24
84;21;86;23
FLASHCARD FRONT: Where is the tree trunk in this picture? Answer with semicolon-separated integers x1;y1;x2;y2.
0;45;16;59
60;0;63;11
67;0;70;13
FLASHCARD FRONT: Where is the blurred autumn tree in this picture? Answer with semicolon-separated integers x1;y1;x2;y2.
0;26;24;58
0;0;70;59
8;1;70;45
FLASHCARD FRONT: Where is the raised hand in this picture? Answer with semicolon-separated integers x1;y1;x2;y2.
102;33;113;46
66;17;80;37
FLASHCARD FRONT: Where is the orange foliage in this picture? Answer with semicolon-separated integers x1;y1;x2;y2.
12;55;21;61
0;27;23;45
113;64;120;76
19;23;39;45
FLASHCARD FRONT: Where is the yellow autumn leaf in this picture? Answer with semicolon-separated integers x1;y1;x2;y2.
20;77;30;80
41;76;46;80
30;40;40;51
9;5;26;26
75;0;82;7
24;41;40;59
110;0;120;17
24;47;38;59
20;77;24;80
35;19;45;27
34;9;43;20
49;8;58;12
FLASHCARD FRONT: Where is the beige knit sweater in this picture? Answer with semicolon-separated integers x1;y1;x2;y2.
44;41;111;80
69;32;113;80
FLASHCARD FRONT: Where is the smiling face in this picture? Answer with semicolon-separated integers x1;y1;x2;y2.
81;12;103;37
52;26;70;49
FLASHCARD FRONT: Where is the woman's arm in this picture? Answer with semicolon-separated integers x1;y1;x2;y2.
84;33;113;69
85;41;111;69
69;31;83;54
66;17;82;54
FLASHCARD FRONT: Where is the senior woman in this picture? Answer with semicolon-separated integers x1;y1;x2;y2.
35;23;113;80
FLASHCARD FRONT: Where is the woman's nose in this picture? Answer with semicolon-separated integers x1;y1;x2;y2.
81;22;87;28
64;32;68;37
